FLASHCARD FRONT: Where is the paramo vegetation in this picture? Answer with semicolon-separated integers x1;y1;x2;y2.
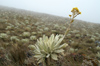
0;6;100;66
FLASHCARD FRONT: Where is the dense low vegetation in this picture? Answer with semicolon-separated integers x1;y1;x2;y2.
0;6;100;66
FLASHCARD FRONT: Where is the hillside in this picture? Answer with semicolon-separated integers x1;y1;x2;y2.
0;6;100;66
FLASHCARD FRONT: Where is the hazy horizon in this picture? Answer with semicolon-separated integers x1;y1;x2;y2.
0;0;100;23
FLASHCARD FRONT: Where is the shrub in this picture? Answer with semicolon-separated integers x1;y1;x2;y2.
25;27;31;31
6;26;12;30
96;52;100;59
28;45;35;50
30;36;37;40
10;36;19;42
75;34;81;38
0;33;8;39
6;31;10;34
31;32;37;35
21;39;29;43
86;37;95;43
22;32;30;37
44;27;49;31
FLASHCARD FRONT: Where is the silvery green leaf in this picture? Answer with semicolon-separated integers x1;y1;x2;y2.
49;34;54;43
54;35;59;43
58;43;68;49
54;49;64;53
41;50;48;54
43;42;48;52
55;37;64;48
38;58;43;63
51;54;58;60
28;45;35;50
35;45;40;53
46;54;50;58
34;55;42;58
34;51;41;55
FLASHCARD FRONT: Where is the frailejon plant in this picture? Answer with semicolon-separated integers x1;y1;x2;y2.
30;36;37;41
32;7;81;66
33;34;68;65
22;32;30;37
0;33;8;39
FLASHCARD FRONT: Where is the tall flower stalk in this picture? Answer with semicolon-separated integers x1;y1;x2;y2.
64;7;81;37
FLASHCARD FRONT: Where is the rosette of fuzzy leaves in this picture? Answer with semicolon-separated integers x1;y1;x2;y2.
33;34;68;63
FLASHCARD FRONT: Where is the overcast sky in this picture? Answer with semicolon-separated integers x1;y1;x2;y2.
0;0;100;23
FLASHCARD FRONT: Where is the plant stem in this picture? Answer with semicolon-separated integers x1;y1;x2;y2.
64;14;76;38
47;57;51;66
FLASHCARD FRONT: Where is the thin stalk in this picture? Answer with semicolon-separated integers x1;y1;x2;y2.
64;14;77;38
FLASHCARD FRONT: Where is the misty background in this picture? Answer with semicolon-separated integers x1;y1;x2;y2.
0;0;100;23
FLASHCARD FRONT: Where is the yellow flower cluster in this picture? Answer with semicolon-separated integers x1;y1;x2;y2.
68;7;81;23
71;7;81;15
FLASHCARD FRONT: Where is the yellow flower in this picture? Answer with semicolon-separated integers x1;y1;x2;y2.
71;7;81;15
74;7;80;12
69;15;72;17
71;7;79;12
79;12;81;14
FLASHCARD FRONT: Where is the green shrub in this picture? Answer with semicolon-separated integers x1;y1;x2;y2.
0;33;8;39
30;36;37;40
22;32;30;37
21;39;29;43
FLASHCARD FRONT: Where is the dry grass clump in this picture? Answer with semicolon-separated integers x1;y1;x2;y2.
8;44;28;66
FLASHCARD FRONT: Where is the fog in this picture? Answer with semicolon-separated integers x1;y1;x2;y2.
0;0;100;23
